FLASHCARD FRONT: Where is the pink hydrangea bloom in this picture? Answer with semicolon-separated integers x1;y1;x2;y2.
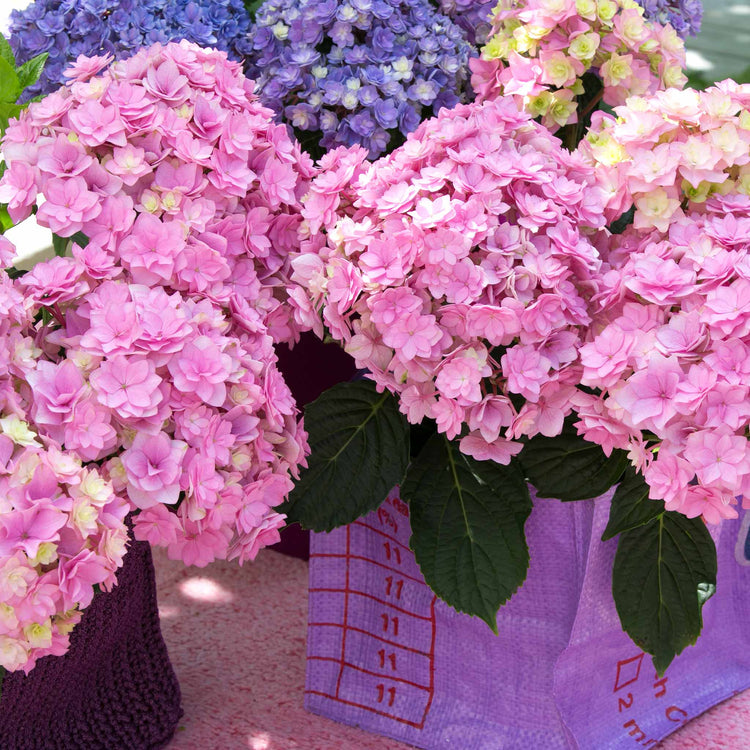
290;97;611;456
35;177;101;236
474;0;686;131
90;354;164;421
227;511;286;565
19;256;90;306
580;82;750;228
132;504;182;547
0;42;312;572
167;335;232;406
577;193;750;522
121;432;186;509
0;439;128;673
64;53;114;82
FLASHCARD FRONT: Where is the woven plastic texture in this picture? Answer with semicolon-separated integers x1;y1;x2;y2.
0;536;182;750
306;488;750;749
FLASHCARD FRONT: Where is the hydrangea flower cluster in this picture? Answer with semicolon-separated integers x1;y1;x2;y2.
471;0;687;132
576;195;750;524
8;0;253;101
0;268;129;673
439;0;702;44
637;0;702;38
437;0;496;45
0;446;128;674
0;42;314;567
580;83;750;232
245;0;475;159
290;97;611;464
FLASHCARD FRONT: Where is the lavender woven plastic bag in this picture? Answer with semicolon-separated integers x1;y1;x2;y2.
306;488;750;749
552;497;750;748
0;536;182;750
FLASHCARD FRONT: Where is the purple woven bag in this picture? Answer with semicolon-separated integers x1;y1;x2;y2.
0;535;182;750
306;487;750;749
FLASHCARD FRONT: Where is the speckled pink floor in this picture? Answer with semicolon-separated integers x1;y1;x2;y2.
154;548;750;750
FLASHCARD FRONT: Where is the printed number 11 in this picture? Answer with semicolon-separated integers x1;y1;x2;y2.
378;649;397;671
385;576;403;599
381;613;399;636
383;542;401;565
376;684;397;707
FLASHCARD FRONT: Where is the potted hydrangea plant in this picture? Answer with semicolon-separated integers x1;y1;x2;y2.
0;39;313;745
273;6;750;747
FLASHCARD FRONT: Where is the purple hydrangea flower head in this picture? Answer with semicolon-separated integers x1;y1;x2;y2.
246;0;474;159
9;0;254;101
635;0;703;38
437;0;495;45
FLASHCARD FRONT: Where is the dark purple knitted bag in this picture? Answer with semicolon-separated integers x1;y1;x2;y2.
0;537;182;750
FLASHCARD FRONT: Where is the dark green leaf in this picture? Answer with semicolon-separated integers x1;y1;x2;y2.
602;467;664;541
608;206;635;235
520;420;628;501
404;434;532;632
278;380;410;531
0;58;21;104
69;231;89;248
0;34;14;68
52;234;68;257
16;52;48;92
408;419;437;460
613;511;717;675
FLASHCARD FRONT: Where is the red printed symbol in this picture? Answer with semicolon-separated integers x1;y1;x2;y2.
614;654;645;693
653;674;668;698
381;613;400;636
383;542;401;565
376;684;397;707
378;649;397;671
618;693;633;713
623;719;657;746
377;507;398;533
666;705;688;723
391;495;409;517
385;576;404;599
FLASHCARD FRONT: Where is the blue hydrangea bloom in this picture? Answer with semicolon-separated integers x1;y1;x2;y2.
437;0;495;45
635;0;703;38
9;0;254;101
246;0;474;159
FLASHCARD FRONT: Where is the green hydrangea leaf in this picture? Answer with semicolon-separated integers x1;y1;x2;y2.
16;52;48;91
602;467;665;541
404;434;532;632
0;34;15;68
613;511;717;676
0;58;21;104
278;379;410;531
520;419;628;501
